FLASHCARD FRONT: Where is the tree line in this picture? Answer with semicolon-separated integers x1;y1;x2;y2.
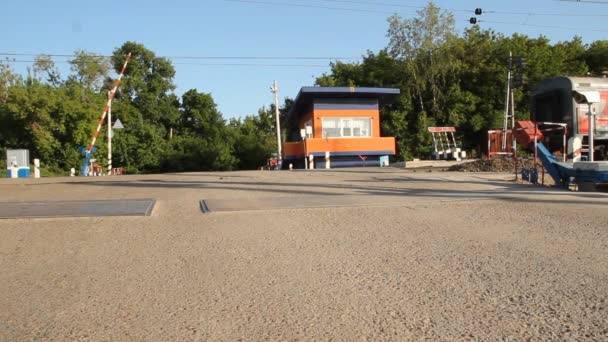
316;3;608;159
0;42;288;175
1;1;608;174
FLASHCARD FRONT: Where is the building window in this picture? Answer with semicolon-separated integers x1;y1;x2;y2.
322;117;371;138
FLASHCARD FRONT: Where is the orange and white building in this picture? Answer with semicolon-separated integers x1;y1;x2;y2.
282;87;400;168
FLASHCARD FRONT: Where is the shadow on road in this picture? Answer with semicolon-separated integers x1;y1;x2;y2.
61;173;608;207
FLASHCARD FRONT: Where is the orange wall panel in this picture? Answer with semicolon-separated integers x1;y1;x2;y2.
283;141;305;157
305;137;395;154
314;109;379;117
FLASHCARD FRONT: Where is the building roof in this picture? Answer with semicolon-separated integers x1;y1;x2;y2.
287;86;401;121
532;76;608;96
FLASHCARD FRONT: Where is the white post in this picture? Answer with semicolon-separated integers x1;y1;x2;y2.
34;159;40;178
511;89;516;156
70;168;75;177
309;154;314;169
563;127;567;162
302;128;308;170
10;161;18;179
325;151;330;169
107;91;112;175
588;103;595;162
271;81;282;169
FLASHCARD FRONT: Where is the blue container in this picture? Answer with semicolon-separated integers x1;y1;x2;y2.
6;167;30;178
530;168;538;184
521;168;530;181
18;168;30;178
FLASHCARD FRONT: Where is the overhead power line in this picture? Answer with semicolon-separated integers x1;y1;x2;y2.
328;0;608;16
227;0;608;17
474;6;608;16
0;59;331;68
172;56;352;60
0;52;356;60
173;62;330;67
556;0;608;3
483;9;608;17
320;0;443;10
223;0;608;32
476;19;608;33
223;0;413;15
318;0;472;13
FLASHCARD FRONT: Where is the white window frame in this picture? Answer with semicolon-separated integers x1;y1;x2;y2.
321;117;372;138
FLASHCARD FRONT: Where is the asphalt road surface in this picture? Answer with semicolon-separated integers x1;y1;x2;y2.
1;169;607;340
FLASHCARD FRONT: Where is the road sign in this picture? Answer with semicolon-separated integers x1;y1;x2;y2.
113;118;124;129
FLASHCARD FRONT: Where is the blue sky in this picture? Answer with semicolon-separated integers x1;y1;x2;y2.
2;0;608;119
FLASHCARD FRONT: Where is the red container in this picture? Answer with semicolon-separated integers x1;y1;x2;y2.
485;130;513;157
513;121;543;149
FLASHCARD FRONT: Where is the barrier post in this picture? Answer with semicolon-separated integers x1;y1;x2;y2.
34;159;40;178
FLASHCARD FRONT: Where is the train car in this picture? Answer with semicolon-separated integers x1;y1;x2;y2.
531;77;608;159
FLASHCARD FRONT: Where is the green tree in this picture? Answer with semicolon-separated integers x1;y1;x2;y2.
160;89;236;172
583;40;608;76
231;115;274;170
111;42;180;129
68;50;110;92
0;76;106;173
0;61;21;104
102;42;182;173
386;1;457;117
33;54;61;87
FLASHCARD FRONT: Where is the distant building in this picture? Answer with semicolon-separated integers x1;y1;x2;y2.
282;86;400;168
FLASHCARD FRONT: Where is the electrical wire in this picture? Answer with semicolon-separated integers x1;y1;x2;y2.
481;9;608;16
556;0;608;3
322;0;608;16
174;63;329;67
319;0;432;10
0;52;357;60
318;0;472;13
478;19;608;33
3;0;607;65
223;0;411;15
223;0;608;32
228;0;608;17
0;59;332;68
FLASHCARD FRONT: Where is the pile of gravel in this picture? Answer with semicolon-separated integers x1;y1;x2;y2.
449;158;537;172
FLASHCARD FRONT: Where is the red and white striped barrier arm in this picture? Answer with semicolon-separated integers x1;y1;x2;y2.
86;53;131;152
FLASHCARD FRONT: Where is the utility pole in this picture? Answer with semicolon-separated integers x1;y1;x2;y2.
107;91;112;175
510;77;516;157
502;52;512;152
271;80;282;169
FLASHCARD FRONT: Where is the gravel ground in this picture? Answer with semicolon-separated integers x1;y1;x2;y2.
448;159;537;172
1;169;607;341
